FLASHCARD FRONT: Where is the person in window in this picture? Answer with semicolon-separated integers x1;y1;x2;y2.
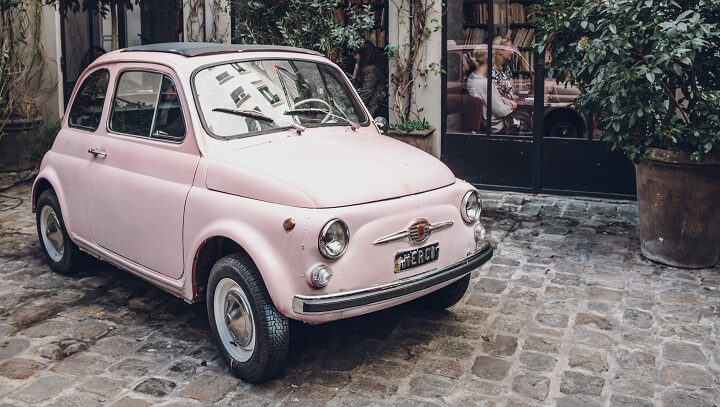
351;41;387;118
467;48;516;132
155;79;184;139
491;35;516;103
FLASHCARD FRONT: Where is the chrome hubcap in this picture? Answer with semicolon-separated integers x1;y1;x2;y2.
40;206;64;262
214;278;255;362
225;291;253;347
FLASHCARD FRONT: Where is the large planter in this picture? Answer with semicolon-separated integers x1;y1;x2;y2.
0;117;43;172
635;149;720;268
386;127;435;155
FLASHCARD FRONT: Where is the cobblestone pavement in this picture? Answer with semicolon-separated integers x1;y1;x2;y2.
0;175;719;407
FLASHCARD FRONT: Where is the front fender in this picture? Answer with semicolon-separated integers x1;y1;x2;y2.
183;187;314;317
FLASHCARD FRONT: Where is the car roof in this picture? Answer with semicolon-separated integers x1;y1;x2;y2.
120;42;322;58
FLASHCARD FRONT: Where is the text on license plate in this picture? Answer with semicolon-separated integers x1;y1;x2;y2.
394;243;440;273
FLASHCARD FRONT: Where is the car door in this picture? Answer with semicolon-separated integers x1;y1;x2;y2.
53;68;112;242
85;65;200;279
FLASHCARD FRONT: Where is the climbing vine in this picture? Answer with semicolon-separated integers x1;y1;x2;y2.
385;0;441;126
0;0;50;131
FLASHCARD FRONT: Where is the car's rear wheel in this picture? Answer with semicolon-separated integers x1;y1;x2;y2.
207;254;289;382
36;190;81;274
421;274;471;310
546;117;583;138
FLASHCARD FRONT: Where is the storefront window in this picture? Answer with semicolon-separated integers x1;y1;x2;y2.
447;0;536;137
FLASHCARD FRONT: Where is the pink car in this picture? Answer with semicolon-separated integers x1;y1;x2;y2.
32;43;493;382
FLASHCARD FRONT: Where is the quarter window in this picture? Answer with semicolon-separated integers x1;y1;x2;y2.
109;71;186;141
68;69;110;131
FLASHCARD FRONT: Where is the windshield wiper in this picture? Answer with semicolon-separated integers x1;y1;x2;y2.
212;108;274;123
213;107;305;134
284;108;359;131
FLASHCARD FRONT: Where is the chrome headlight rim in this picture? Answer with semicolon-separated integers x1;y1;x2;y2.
318;218;350;259
461;190;481;223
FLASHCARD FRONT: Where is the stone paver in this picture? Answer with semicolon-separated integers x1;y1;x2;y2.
0;176;719;406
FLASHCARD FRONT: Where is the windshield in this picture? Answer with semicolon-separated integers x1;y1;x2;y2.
193;59;369;138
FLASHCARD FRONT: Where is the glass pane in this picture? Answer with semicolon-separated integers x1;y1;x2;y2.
68;69;109;131
193;60;368;138
489;0;534;135
447;0;534;136
543;50;590;139
152;76;186;141
110;71;163;137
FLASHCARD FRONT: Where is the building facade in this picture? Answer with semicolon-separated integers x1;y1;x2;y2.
40;0;635;198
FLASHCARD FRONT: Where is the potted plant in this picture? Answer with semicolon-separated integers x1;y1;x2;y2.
536;0;720;268
0;0;46;171
385;116;435;153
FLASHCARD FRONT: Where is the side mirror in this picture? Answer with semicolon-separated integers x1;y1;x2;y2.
374;116;388;134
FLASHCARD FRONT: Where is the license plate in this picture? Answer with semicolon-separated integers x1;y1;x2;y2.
394;243;440;273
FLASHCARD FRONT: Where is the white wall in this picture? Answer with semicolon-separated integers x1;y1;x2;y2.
388;0;443;158
126;7;142;47
40;5;64;120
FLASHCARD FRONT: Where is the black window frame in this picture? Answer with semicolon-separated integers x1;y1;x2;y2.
107;68;187;144
68;68;111;132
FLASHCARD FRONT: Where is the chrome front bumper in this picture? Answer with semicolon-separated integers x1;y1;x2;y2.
292;240;494;314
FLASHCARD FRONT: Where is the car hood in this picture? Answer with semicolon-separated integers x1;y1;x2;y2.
205;132;456;208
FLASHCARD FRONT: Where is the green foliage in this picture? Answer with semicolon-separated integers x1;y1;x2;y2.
231;0;375;64
31;119;61;162
389;117;430;132
42;0;148;17
535;0;720;161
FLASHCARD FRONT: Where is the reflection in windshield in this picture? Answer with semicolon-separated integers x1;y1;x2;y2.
194;60;368;138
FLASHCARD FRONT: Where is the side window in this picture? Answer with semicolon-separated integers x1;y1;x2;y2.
109;71;186;141
68;69;110;131
153;76;186;141
110;71;162;137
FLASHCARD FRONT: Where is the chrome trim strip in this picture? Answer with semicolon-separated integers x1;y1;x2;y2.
292;240;493;314
372;220;454;245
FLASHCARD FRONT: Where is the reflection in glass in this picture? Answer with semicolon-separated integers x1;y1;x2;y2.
447;0;536;136
194;60;367;138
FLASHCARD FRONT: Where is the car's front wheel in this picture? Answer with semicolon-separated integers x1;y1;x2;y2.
421;274;471;310
36;189;82;274
207;254;289;382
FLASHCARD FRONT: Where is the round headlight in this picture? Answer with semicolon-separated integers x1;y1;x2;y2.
318;219;349;259
461;190;481;223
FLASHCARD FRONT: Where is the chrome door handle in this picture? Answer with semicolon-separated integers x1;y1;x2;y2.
88;148;107;157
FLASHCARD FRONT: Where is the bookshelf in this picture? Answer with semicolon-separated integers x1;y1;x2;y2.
462;0;537;72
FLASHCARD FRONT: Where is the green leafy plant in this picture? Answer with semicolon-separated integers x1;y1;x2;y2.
31;118;61;163
535;0;720;161
231;0;375;64
44;0;152;50
1;0;48;131
389;117;430;132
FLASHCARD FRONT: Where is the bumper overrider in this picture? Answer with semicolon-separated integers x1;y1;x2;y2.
292;239;494;314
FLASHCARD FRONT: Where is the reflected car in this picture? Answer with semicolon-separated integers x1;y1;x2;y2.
32;42;493;382
447;42;587;138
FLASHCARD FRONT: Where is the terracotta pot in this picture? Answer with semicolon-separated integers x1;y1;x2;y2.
385;127;435;154
0;117;43;172
635;149;720;268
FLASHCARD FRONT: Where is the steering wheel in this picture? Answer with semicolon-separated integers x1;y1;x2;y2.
293;98;333;123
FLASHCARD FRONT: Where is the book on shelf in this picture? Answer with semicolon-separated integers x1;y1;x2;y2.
504;28;534;48
463;28;487;45
463;2;531;26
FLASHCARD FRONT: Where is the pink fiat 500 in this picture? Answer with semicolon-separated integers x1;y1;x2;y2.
33;42;493;382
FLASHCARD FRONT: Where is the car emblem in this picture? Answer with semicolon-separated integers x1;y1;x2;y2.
373;218;453;245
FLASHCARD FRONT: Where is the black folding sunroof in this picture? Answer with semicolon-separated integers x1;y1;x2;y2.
121;42;322;57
